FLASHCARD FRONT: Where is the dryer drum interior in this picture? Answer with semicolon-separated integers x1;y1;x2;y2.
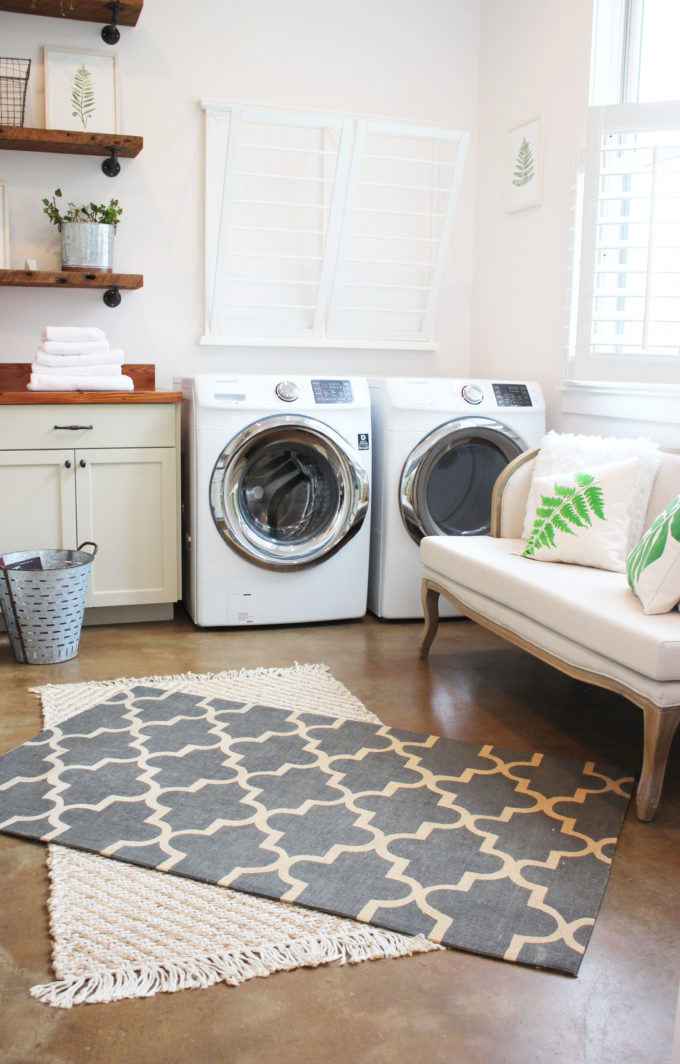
210;415;369;570
400;418;525;543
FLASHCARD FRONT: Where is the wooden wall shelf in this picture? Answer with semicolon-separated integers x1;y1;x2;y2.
0;126;143;160
0;1;143;27
0;268;143;306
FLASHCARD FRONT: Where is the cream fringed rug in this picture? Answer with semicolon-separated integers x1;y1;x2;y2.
30;664;441;1008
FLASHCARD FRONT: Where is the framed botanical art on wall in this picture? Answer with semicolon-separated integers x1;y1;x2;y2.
44;46;119;134
0;183;9;268
506;117;543;213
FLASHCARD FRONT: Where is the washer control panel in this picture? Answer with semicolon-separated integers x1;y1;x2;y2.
311;379;354;404
275;380;300;402
492;382;533;407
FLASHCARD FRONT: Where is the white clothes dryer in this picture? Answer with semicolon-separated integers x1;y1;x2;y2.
368;377;546;619
178;375;372;627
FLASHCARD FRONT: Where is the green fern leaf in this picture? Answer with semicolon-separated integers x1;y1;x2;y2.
583;484;605;520
512;137;535;188
552;513;577;535
71;64;96;131
523;471;607;558
539;525;556;549
560;502;589;527
571;493;591;523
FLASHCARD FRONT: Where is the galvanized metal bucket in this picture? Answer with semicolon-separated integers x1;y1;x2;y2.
60;222;115;272
0;542;98;665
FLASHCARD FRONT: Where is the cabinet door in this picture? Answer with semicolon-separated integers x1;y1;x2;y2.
0;450;77;553
75;448;178;607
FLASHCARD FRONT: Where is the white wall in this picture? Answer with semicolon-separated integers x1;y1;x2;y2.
0;0;481;386
472;0;593;433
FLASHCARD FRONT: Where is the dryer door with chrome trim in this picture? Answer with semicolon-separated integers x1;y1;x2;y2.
400;417;524;543
210;415;369;570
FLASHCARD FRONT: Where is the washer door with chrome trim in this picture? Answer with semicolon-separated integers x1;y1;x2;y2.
210;415;369;570
400;417;524;543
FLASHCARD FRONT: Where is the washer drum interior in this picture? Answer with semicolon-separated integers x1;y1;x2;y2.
209;415;369;571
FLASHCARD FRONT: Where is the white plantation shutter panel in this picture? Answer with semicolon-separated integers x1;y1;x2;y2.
326;122;467;342
573;101;680;382
201;102;468;347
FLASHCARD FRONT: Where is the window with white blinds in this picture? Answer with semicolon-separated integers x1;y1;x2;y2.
571;101;680;382
201;102;469;347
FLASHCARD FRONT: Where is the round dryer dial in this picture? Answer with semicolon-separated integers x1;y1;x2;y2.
461;383;484;405
275;380;300;402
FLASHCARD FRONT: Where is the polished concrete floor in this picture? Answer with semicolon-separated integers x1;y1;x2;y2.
0;608;678;1064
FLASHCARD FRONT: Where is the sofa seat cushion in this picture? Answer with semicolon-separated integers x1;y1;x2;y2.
420;534;680;683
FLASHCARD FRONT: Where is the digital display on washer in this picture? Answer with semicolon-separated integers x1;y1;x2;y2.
493;383;532;407
312;379;353;404
214;393;246;401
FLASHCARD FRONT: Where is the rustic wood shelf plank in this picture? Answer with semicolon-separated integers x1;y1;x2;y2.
0;269;143;291
0;0;143;27
0;126;143;159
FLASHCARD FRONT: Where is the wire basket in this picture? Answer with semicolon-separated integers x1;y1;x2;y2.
0;57;31;126
0;543;97;665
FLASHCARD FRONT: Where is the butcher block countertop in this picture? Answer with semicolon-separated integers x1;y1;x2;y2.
0;364;181;404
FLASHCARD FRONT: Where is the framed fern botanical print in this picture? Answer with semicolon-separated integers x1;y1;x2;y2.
505;117;542;213
44;47;119;134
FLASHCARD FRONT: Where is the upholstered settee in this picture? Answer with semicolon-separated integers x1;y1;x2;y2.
418;446;680;822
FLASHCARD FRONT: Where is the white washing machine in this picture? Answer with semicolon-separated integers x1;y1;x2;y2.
368;377;546;619
177;374;372;627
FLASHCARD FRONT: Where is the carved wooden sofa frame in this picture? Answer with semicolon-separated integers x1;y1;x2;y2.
418;446;680;822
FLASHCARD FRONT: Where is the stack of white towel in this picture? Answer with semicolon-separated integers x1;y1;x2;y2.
27;326;135;392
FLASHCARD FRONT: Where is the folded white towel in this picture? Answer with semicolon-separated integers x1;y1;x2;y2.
41;340;110;356
31;362;123;377
27;374;134;392
34;348;125;368
41;326;106;343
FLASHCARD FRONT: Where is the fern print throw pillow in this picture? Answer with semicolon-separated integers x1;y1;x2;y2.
522;457;642;572
626;495;680;614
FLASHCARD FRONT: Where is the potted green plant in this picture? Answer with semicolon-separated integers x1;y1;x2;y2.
42;188;123;273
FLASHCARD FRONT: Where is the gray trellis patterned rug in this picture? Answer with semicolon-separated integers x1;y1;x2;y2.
0;668;633;991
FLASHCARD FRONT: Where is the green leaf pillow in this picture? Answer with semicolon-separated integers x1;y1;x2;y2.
626;495;680;614
522;457;642;572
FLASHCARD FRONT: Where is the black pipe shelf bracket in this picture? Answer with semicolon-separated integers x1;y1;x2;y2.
102;147;121;177
103;286;122;307
102;1;125;44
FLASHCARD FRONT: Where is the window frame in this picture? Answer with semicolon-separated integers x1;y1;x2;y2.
568;0;680;385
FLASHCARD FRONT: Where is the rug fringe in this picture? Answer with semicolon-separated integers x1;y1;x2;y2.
29;662;331;697
30;929;440;1008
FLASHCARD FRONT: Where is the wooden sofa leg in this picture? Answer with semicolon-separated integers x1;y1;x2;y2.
636;704;680;821
419;581;440;658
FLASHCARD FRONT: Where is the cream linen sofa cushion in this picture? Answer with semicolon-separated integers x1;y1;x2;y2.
419;534;680;684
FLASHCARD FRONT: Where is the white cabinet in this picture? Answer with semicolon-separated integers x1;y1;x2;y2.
0;403;180;620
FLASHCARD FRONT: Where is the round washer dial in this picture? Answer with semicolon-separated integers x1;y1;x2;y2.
461;383;484;405
275;380;300;402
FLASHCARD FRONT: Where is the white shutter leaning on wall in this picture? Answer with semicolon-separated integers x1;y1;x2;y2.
571;100;680;383
200;101;469;349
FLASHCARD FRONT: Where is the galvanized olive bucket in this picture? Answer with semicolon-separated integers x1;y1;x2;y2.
0;542;98;664
60;222;115;272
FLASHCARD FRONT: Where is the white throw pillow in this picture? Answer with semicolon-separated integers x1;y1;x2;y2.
522;457;642;572
522;431;661;550
627;495;680;614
